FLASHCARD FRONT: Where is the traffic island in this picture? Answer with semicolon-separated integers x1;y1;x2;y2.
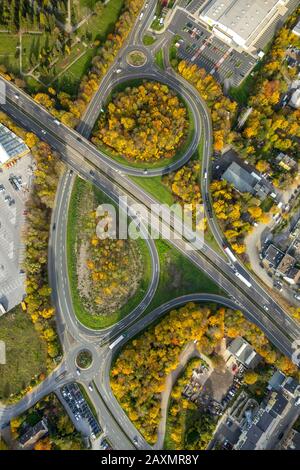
126;50;147;67
76;349;93;370
91;79;194;170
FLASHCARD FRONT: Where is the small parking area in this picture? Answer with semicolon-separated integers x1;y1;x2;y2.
182;356;244;417
203;367;236;404
0;154;33;313
59;383;102;440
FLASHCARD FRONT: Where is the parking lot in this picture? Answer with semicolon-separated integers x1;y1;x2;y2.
0;154;33;313
59;383;102;440
175;19;256;87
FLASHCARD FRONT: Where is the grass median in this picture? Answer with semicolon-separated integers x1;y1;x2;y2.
66;177;152;330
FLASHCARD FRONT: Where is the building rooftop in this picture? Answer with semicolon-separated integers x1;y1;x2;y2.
286;430;300;450
228;337;260;368
19;419;48;447
285;267;300;284
239;424;264;450
200;0;285;47
268;370;286;391
276;253;295;275
0;123;29;164
283;377;299;395
263;244;285;268
292;19;300;37
222;161;262;194
289;88;300;109
269;392;288;416
256;412;274;432
276;152;297;170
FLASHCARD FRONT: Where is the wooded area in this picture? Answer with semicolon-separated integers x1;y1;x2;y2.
92;81;189;163
111;302;298;444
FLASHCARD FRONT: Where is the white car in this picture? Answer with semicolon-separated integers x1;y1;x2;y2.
263;305;269;312
88;383;93;392
76;368;81;376
53;119;60;126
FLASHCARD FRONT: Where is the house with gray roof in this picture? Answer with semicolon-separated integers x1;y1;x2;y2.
221;161;271;200
227;337;261;369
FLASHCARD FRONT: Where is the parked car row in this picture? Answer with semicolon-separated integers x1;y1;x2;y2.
221;365;244;408
60;383;101;439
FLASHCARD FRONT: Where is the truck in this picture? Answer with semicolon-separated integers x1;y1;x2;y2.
0;303;6;316
235;272;252;288
224;247;237;264
109;335;125;350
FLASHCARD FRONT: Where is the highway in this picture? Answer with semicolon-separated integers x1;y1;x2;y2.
0;0;300;451
2;79;298;350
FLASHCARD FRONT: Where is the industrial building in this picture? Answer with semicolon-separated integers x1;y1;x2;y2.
292;18;300;36
0;123;29;165
221;161;272;200
200;0;290;52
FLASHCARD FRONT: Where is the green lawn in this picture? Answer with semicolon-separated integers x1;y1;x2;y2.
77;0;124;42
130;176;175;206
0;306;47;402
0;34;20;74
144;240;224;314
155;49;164;70
229;74;256;106
66;177;152;329
260;196;274;213
143;35;156;46
77;383;99;425
55;0;124;94
151;18;164;31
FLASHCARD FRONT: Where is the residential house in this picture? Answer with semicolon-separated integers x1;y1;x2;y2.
19;419;48;448
227;337;260;369
276;153;297;171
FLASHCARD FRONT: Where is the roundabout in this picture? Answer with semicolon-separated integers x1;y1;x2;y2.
126;50;148;67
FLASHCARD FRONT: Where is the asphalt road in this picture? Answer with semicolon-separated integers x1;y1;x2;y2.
1;1;300;451
1;73;299;352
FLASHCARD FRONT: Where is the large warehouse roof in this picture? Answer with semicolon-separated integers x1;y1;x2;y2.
200;0;286;47
0;123;29;164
